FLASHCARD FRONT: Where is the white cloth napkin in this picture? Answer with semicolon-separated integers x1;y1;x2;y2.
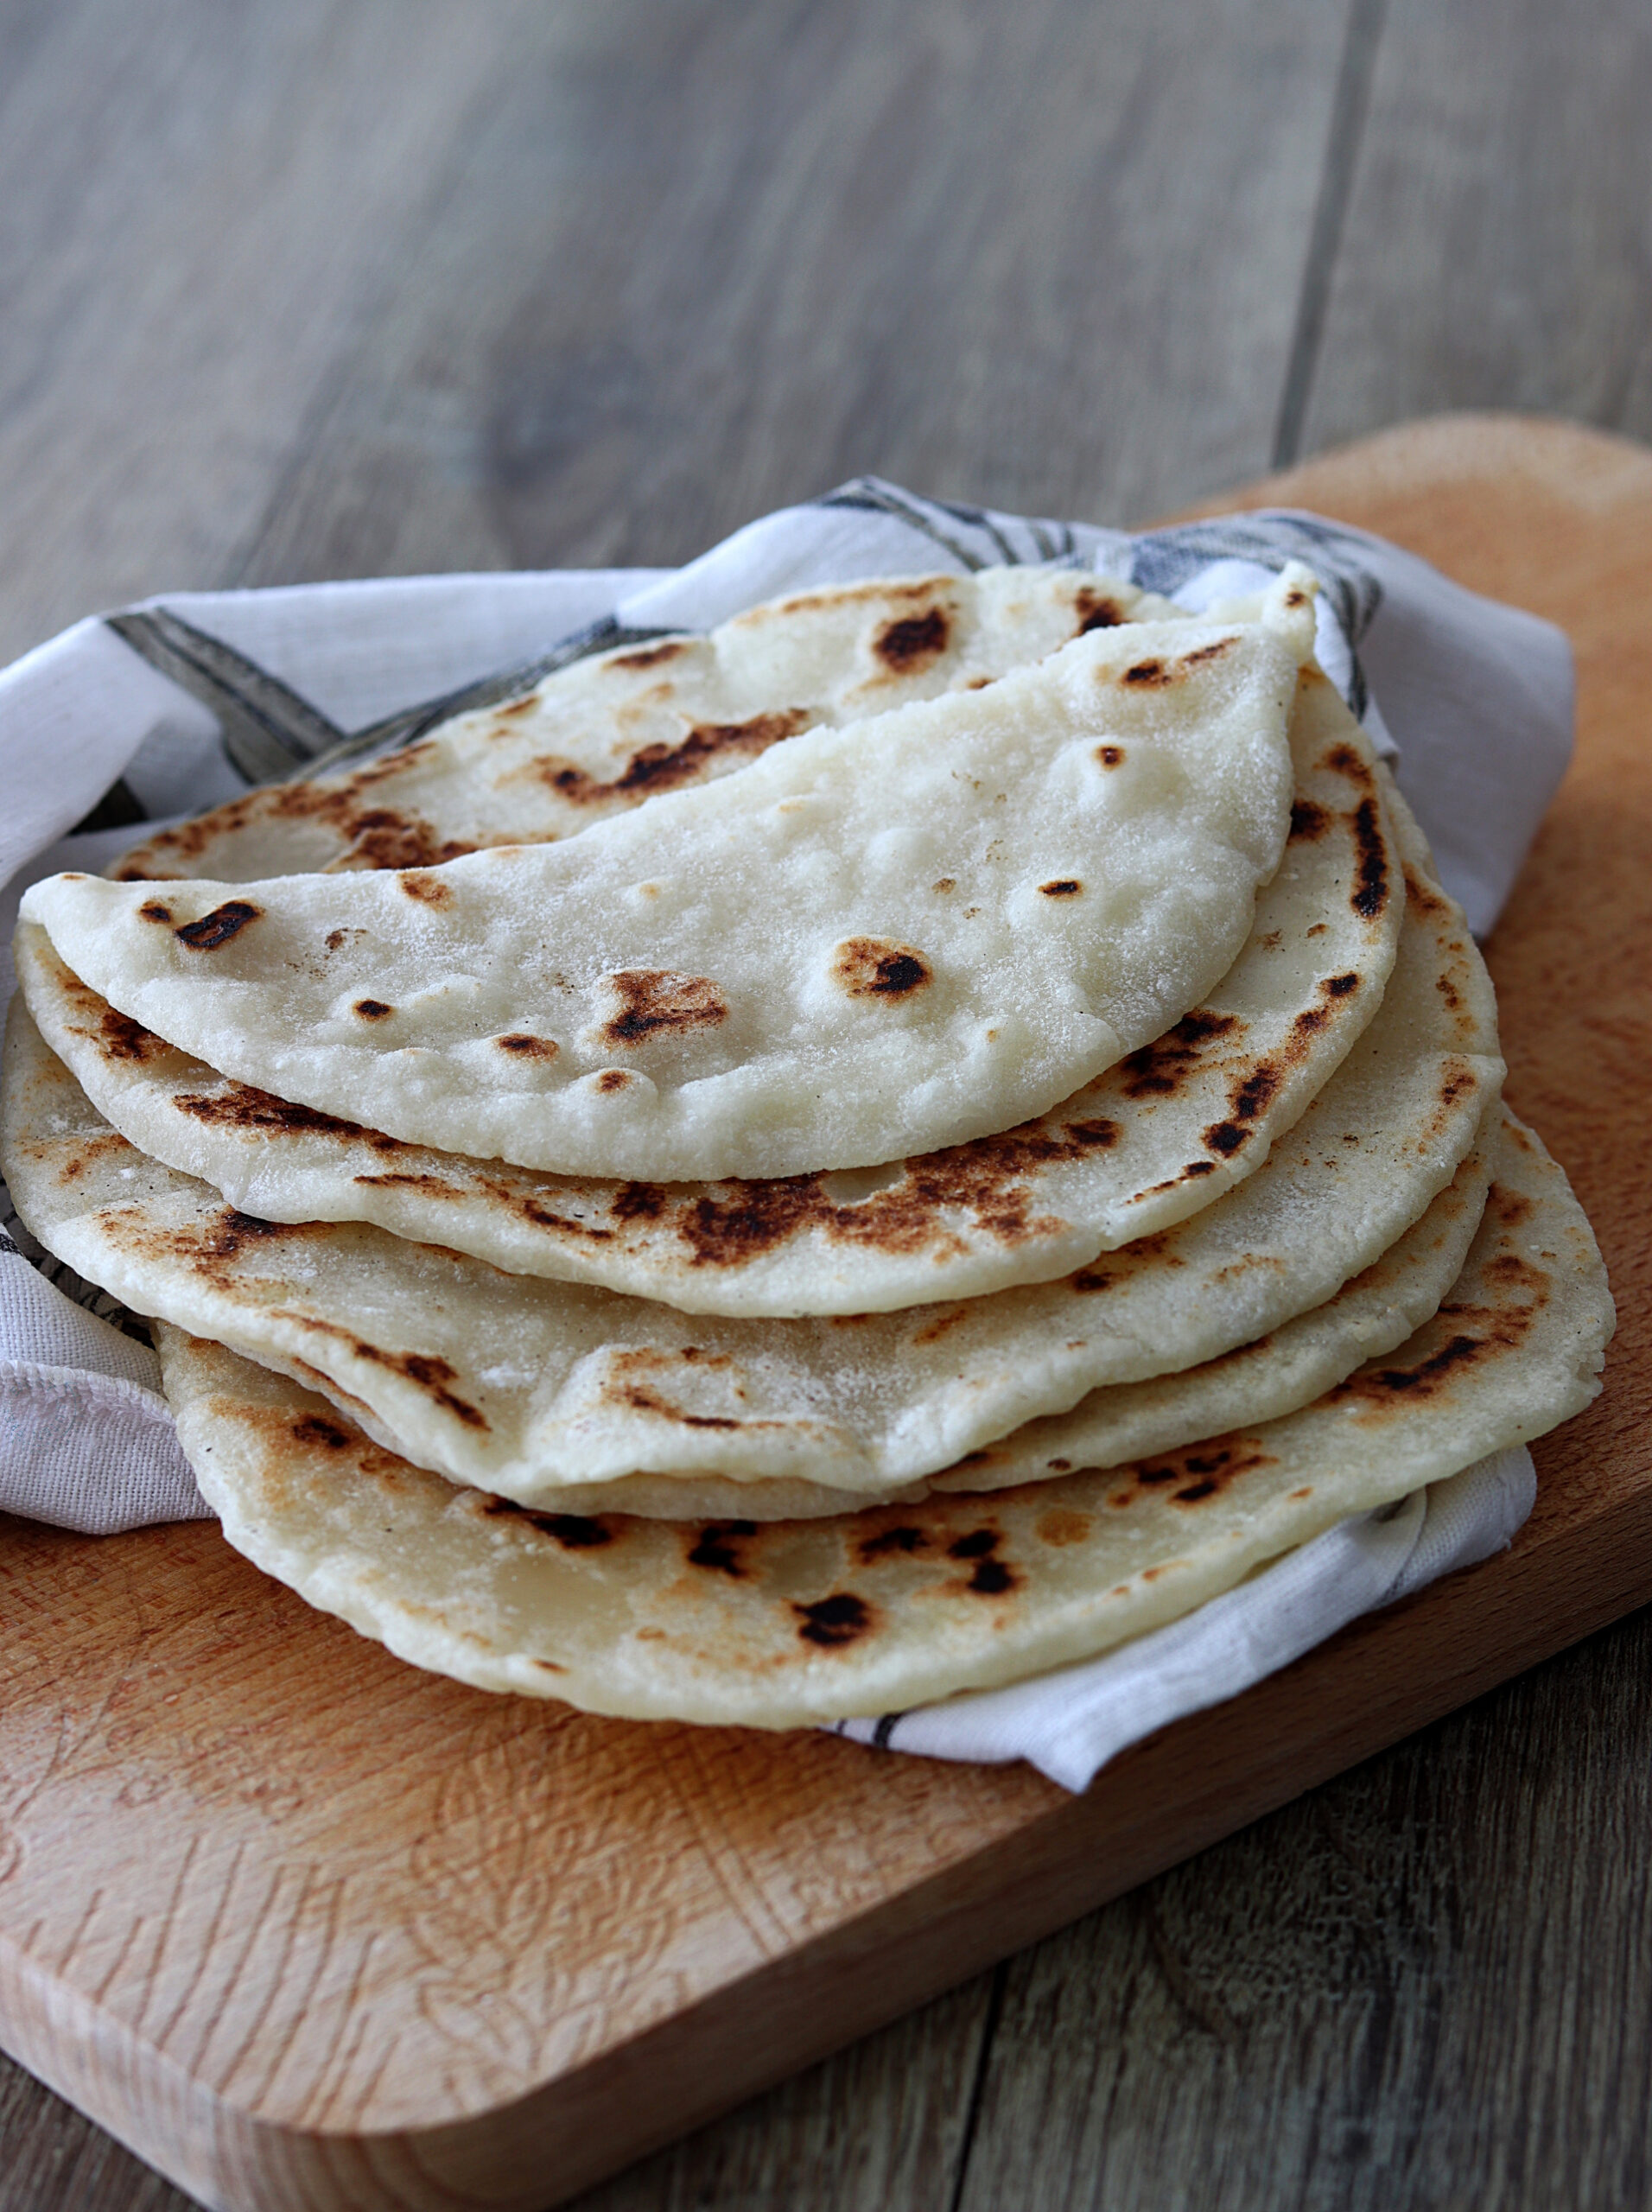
0;478;1573;1786
829;1446;1535;1789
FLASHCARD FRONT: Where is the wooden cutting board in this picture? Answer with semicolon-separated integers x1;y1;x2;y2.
3;414;1649;2212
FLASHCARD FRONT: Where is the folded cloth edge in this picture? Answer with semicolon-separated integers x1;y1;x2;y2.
829;1446;1536;1790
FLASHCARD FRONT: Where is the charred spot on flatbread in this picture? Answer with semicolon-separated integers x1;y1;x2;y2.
1119;639;1236;689
944;1527;1020;1595
481;1497;617;1548
98;1007;163;1063
1072;587;1126;634
1202;1065;1282;1157
856;1524;932;1564
290;1412;353;1452
614;1376;740;1433
830;938;932;1000
175;1082;387;1142
1350;798;1389;919
608;639;690;671
1117;1437;1277;1508
533;710;813;806
1118;1010;1242;1099
686;1522;758;1577
341;814;475;871
348;1344;490;1432
398;872;452;907
872;606;950;671
175;900;260;950
792;1592;876;1647
600;969;729;1046
201;1208;300;1258
1179;639;1237;670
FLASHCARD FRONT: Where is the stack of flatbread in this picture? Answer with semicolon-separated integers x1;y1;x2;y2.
0;562;1613;1730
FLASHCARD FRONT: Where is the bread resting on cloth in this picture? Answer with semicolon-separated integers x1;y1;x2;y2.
22;582;1317;1182
0;554;1611;1743
15;667;1400;1316
0;798;1499;1499
149;1113;1612;1728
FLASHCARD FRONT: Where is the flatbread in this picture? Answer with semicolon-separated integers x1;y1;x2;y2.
17;669;1400;1314
935;1124;1496;1491
0;815;1502;1495
23;585;1316;1180
111;567;1186;881
153;1112;1613;1726
431;1122;1496;1521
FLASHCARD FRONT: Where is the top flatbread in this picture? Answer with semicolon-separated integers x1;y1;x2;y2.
111;568;1185;882
25;584;1315;1180
17;670;1399;1314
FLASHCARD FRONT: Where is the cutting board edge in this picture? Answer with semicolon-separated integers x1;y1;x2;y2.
1175;408;1652;518
6;1431;1648;2212
5;408;1649;2212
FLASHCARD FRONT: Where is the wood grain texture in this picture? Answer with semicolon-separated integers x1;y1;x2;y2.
4;0;1652;2203
221;0;1354;587
1;416;1649;2212
0;0;544;665
1300;0;1652;456
954;1605;1652;2212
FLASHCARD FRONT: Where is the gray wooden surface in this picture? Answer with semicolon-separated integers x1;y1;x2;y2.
2;2;1649;2205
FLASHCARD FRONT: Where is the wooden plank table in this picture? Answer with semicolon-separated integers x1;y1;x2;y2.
3;4;1651;2207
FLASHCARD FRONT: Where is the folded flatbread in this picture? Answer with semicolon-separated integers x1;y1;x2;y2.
111;567;1187;880
0;807;1501;1495
23;584;1316;1179
151;1113;1613;1726
17;669;1398;1313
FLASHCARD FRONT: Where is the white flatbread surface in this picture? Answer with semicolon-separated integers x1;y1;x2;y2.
151;1112;1614;1727
23;589;1315;1180
0;811;1502;1496
16;671;1400;1315
437;1121;1496;1522
111;566;1188;881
